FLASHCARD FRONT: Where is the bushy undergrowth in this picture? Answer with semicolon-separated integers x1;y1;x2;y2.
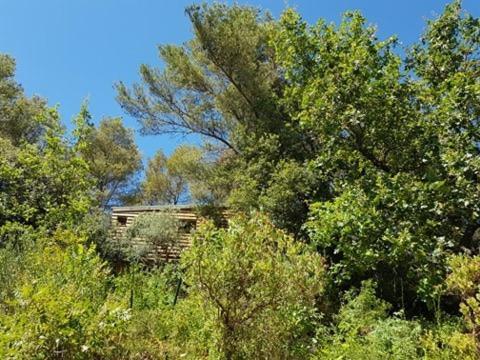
0;232;131;359
1;222;479;359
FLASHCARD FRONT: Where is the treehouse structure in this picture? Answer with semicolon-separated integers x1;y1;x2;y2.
111;205;229;262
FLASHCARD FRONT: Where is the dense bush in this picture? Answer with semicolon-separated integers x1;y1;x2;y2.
0;232;130;359
0;126;93;249
125;212;181;262
180;214;325;359
315;281;422;359
445;255;480;353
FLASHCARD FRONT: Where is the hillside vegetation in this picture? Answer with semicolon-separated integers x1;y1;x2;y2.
2;1;480;358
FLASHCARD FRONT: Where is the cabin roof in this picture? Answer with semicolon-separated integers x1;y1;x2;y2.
112;204;198;213
111;204;228;214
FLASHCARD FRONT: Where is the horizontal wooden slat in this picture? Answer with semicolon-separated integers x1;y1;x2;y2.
109;205;230;261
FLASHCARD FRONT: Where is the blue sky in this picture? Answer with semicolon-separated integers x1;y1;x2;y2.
1;0;479;161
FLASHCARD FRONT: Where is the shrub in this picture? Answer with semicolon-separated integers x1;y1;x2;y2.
111;265;187;358
444;254;480;353
124;211;181;263
315;281;422;360
0;232;130;359
180;213;325;359
420;319;477;360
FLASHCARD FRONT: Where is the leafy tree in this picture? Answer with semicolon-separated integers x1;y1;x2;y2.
74;105;142;207
4;3;480;358
0;63;111;249
0;109;93;249
117;3;325;234
142;145;202;205
0;54;56;145
116;3;278;154
142;150;171;204
181;214;325;359
118;1;480;312
274;1;480;311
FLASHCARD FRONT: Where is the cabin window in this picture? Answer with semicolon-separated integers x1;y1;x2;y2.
117;216;128;226
180;220;196;233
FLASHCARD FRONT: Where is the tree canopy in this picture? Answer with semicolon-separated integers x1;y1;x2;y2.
142;145;202;205
74;104;142;207
0;54;56;145
119;0;480;314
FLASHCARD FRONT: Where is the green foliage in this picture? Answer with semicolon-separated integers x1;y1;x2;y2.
0;52;132;359
315;281;422;360
306;175;458;310
257;159;321;235
4;1;480;358
0;54;56;145
116;3;278;154
335;281;391;337
123;211;181;262
445;255;480;352
0;232;130;359
181;213;325;359
0;245;26;308
114;264;181;310
0;111;93;248
273;1;480;310
408;0;480;85
142;146;202;205
74;104;142;207
117;2;318;232
318;316;422;360
111;265;196;357
421;320;477;360
79;208;112;256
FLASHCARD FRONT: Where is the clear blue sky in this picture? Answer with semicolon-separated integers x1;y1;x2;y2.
1;0;479;161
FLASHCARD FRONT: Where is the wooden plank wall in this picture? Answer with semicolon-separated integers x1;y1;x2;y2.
110;206;228;262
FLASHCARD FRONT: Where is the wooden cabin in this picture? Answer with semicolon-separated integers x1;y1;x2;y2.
111;205;229;262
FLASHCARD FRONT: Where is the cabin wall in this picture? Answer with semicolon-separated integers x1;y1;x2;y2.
110;207;229;262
